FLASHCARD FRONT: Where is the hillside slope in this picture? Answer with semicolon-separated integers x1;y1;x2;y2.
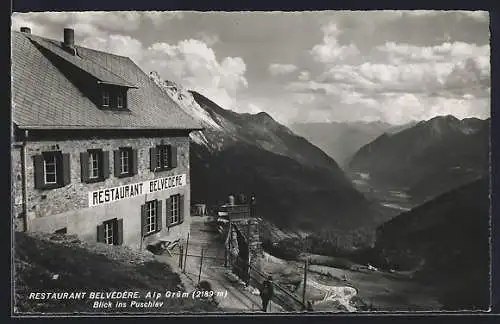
374;177;490;310
149;73;378;230
14;232;218;314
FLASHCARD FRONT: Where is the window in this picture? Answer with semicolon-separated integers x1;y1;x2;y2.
167;194;184;227
43;154;57;184
117;93;124;108
81;150;109;183
97;218;123;245
34;151;71;189
99;87;127;110
142;200;162;237
88;150;100;179
145;200;157;235
120;149;129;174
104;221;114;245
149;145;177;172
170;194;180;225
102;90;110;107
114;148;137;178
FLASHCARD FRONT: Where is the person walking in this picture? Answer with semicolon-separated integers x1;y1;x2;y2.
260;275;274;312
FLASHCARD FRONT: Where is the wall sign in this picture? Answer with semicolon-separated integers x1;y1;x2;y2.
88;174;186;207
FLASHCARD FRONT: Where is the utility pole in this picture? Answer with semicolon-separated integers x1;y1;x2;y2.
302;258;308;309
183;232;190;272
198;247;205;285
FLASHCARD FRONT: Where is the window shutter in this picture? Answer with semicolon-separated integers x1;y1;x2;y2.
169;145;178;169
149;147;158;171
131;149;138;175
165;197;172;227
179;194;185;224
156;200;163;231
97;224;105;243
102;151;110;179
113;150;121;177
80;152;89;182
62;153;71;185
33;155;45;189
140;204;147;238
115;219;124;245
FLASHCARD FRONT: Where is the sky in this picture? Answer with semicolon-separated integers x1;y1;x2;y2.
11;10;490;125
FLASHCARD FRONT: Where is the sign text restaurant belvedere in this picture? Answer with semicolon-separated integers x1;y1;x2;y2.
88;174;186;207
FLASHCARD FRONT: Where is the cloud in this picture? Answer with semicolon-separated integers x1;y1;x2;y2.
401;10;489;22
317;54;490;98
284;45;490;125
298;71;310;81
145;39;248;110
82;35;248;110
285;77;490;124
195;32;220;46
12;12;142;37
12;11;491;125
376;41;489;64
142;11;184;27
80;35;145;64
462;11;489;22
268;63;298;76
11;13;57;39
310;21;360;64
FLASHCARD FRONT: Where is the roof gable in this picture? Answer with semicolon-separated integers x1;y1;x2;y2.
11;31;203;131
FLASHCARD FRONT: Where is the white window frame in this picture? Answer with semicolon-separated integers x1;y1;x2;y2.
117;93;124;108
145;200;157;235
170;195;180;225
43;154;57;184
120;149;129;174
88;151;100;179
102;91;110;107
104;221;114;245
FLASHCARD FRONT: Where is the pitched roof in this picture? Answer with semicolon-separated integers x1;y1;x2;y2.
11;31;203;131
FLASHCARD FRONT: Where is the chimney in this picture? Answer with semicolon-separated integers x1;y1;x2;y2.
20;27;31;34
63;28;75;48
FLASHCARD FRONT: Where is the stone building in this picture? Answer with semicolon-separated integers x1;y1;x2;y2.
11;27;202;249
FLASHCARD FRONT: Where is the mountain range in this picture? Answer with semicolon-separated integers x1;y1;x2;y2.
348;115;490;205
149;72;379;230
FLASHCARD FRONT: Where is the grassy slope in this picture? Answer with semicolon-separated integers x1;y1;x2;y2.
14;232;219;314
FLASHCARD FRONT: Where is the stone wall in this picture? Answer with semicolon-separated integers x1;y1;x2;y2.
12;133;192;249
233;218;263;273
23;135;190;218
11;146;24;231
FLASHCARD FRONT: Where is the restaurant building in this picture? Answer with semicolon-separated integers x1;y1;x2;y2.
11;27;202;249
